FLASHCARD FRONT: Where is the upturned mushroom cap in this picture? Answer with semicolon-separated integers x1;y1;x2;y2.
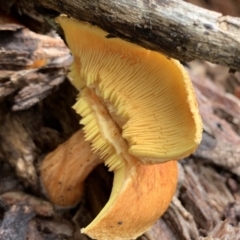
50;16;203;240
56;16;202;164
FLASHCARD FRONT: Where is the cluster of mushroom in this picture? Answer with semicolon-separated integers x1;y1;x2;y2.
40;16;202;240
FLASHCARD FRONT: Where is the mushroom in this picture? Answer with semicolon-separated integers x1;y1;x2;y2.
40;16;202;240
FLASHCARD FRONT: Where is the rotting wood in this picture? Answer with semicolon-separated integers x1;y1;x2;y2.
0;202;35;240
1;192;54;217
186;65;240;174
1;4;240;240
0;13;71;111
3;0;240;71
199;219;240;239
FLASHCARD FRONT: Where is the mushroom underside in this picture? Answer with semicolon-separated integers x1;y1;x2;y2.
40;15;202;240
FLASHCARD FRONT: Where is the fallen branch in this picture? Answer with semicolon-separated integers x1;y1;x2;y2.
12;0;240;70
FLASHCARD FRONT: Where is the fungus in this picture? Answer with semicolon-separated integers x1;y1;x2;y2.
40;16;202;240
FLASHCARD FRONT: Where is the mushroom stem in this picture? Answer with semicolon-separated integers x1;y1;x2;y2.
40;130;102;207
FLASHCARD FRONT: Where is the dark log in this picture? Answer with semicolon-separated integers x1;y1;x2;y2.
5;0;240;71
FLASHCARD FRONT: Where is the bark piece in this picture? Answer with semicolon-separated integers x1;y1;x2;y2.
162;196;199;240
223;202;240;226
180;161;235;236
0;109;38;188
200;219;240;240
36;219;73;238
27;221;43;240
187;66;240;173
0;162;21;195
0;202;35;240
0;14;71;111
0;21;69;71
141;219;177;240
1;192;54;217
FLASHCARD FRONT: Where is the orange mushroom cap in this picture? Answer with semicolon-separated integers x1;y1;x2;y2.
40;15;203;240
